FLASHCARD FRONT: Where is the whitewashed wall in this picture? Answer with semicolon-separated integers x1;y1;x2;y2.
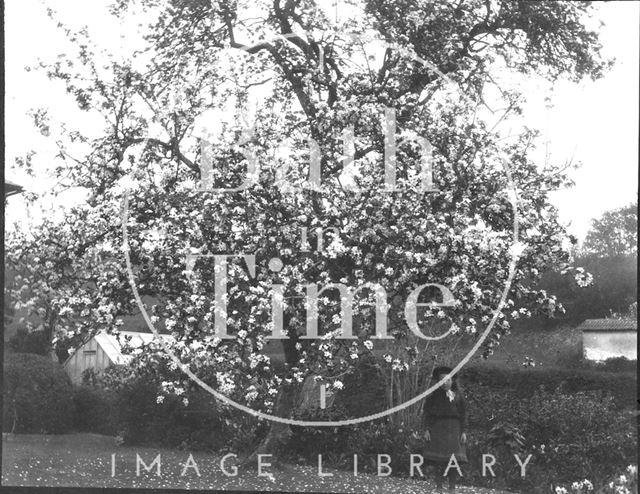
583;331;637;361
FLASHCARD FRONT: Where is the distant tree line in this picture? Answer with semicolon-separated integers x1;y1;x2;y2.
517;203;637;328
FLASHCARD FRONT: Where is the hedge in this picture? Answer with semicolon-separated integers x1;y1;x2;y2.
72;386;118;436
461;364;636;409
2;353;74;434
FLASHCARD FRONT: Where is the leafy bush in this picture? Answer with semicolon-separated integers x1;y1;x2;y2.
93;363;138;390
82;363;267;452
464;384;637;493
288;404;357;462
113;375;226;450
345;421;422;477
553;464;638;494
521;389;636;489
224;413;269;456
72;386;117;435
2;353;74;434
286;412;421;477
340;354;386;417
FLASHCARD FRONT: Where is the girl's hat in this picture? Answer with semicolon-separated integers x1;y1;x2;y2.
432;365;454;380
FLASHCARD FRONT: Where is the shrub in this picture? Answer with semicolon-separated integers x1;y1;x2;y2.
340;354;386;417
89;363;267;452
113;375;229;451
464;385;637;493
94;363;138;390
521;389;636;488
224;413;269;457
2;353;74;434
286;411;421;476
345;420;421;477
288;403;357;462
554;464;638;493
72;386;117;435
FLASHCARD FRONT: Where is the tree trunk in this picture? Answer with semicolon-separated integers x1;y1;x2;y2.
241;381;299;470
12;400;18;433
45;307;58;362
242;318;301;470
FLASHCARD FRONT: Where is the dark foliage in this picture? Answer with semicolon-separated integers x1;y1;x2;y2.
340;354;386;417
462;364;636;410
71;386;118;435
582;203;637;257
8;327;50;356
581;356;637;373
465;386;637;492
288;404;356;461
286;379;636;492
113;376;231;451
528;254;637;327
2;353;74;434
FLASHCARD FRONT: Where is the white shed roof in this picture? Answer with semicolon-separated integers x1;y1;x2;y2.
68;330;175;366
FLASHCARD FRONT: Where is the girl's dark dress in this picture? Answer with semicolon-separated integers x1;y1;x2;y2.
422;388;468;464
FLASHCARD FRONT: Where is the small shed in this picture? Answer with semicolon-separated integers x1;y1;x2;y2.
63;330;174;385
579;319;637;361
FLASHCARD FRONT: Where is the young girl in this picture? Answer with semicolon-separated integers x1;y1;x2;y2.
422;365;468;492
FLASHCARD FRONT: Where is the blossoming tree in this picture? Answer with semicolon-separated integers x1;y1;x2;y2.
7;0;608;462
582;203;638;257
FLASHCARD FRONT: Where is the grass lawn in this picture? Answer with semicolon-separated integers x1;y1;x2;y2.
2;433;517;493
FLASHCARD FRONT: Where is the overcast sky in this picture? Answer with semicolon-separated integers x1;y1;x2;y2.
4;0;639;242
